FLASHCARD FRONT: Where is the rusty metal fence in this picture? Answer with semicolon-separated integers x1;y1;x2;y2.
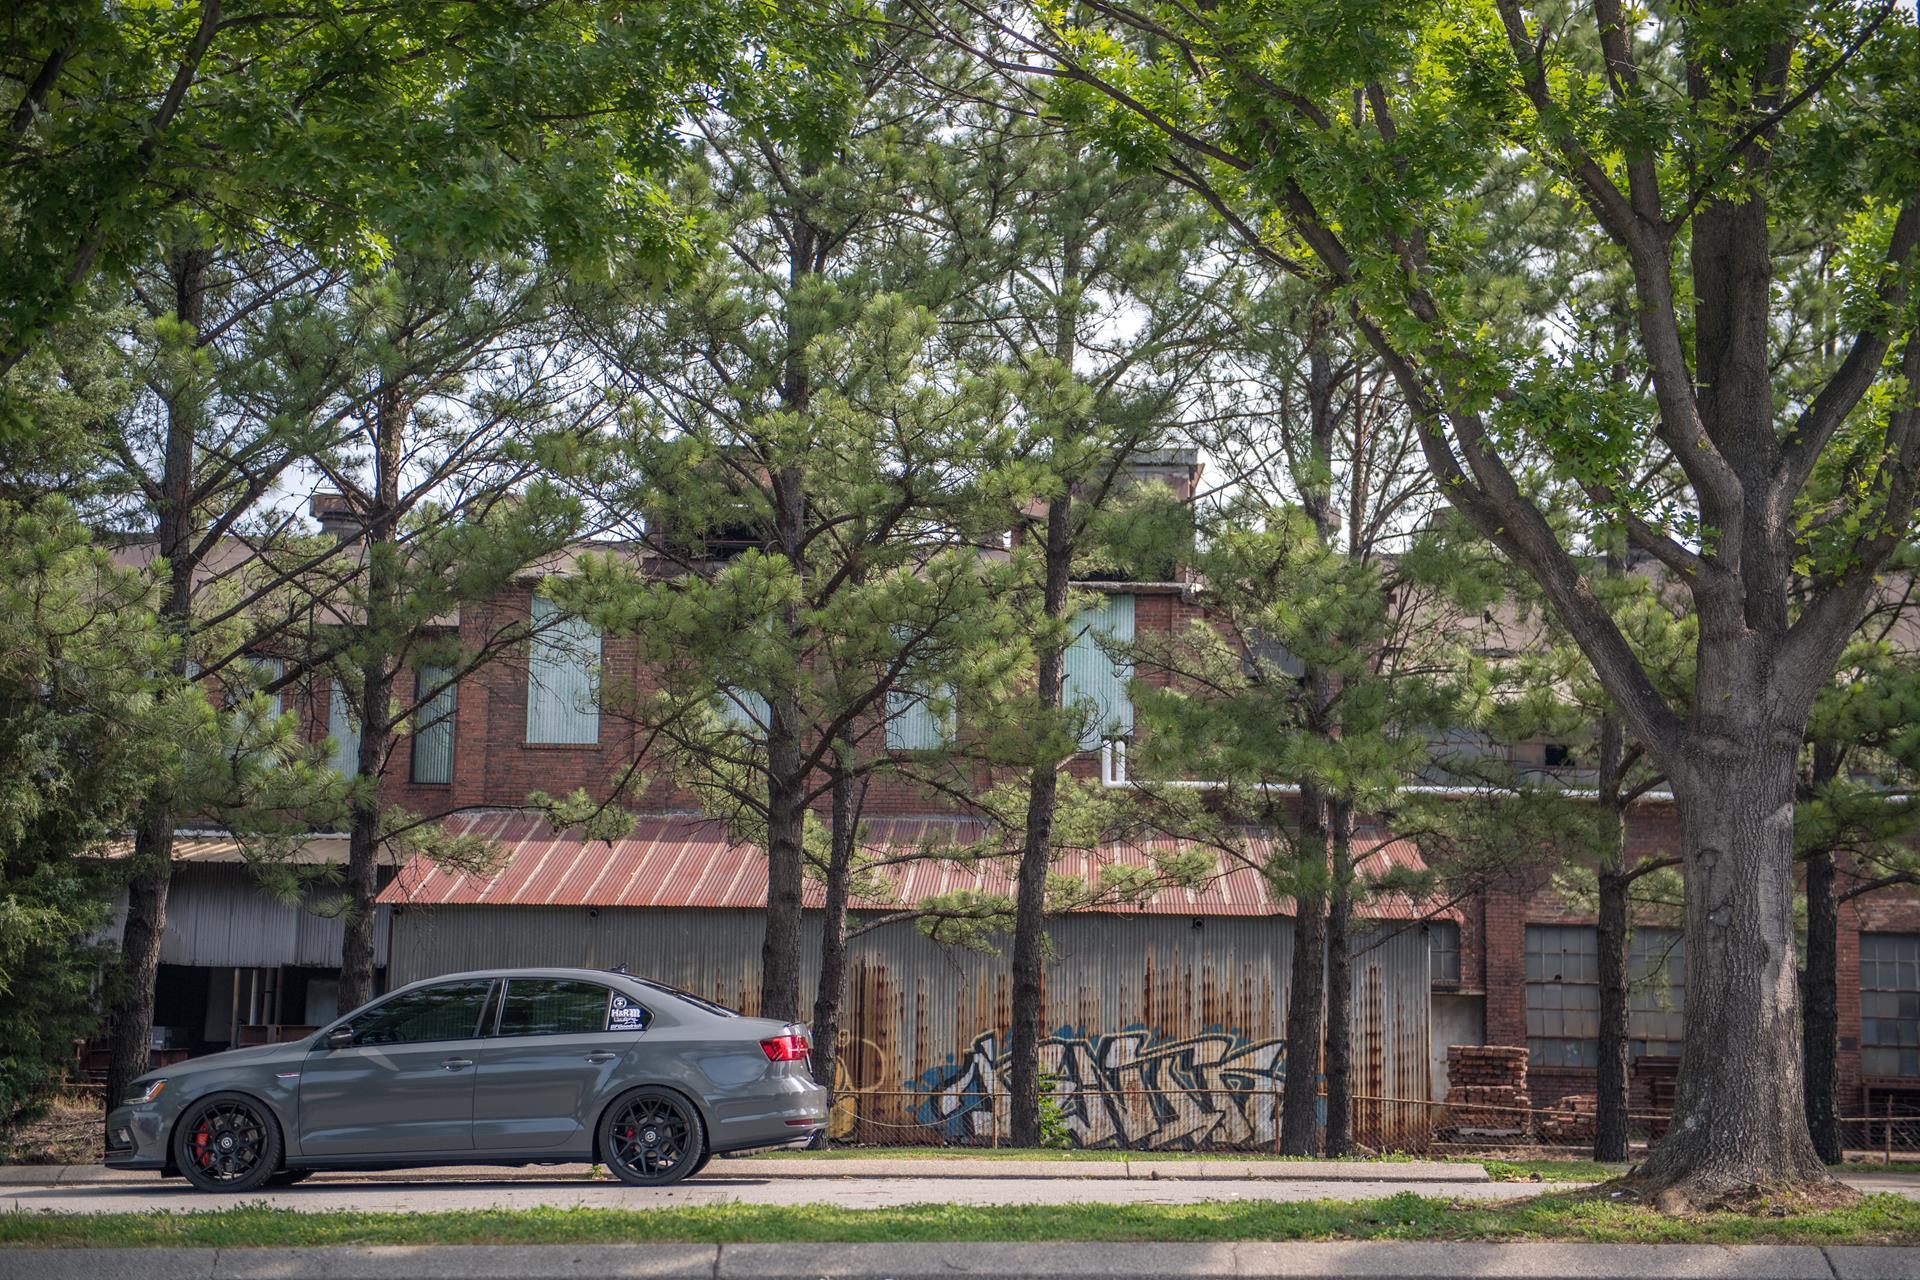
821;1088;1920;1161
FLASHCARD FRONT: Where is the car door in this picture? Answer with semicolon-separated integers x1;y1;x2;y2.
471;978;647;1152
297;978;495;1157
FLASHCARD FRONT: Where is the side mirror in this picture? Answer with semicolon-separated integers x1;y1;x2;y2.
322;1025;355;1050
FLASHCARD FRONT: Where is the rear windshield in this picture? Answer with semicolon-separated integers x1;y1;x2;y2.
632;978;739;1018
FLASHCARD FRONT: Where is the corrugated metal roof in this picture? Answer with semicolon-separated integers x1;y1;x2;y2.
377;812;1436;919
98;832;353;865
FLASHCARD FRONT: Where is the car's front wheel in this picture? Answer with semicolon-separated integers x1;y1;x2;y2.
172;1093;283;1193
600;1087;704;1186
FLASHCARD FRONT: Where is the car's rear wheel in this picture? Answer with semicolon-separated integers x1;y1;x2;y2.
600;1087;704;1186
172;1093;282;1193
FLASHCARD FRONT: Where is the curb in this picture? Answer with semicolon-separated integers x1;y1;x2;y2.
2;1241;1915;1280
0;1157;1492;1187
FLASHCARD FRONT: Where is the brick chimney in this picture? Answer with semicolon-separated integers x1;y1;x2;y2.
309;491;363;542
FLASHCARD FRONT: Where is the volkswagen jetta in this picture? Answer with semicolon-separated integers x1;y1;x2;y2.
105;967;828;1191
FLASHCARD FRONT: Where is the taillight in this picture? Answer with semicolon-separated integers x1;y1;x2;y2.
760;1029;810;1061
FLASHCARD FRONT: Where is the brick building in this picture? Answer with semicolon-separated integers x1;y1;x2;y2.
104;448;1920;1129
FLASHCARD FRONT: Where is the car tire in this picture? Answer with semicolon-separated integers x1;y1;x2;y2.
599;1087;705;1187
172;1092;284;1193
686;1149;713;1178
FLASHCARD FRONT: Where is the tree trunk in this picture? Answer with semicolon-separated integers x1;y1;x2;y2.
105;244;206;1102
337;650;390;1014
1802;842;1842;1165
1595;864;1632;1163
1009;493;1073;1148
1323;799;1354;1156
1278;797;1329;1156
1634;741;1830;1202
105;812;174;1104
809;760;857;1140
760;745;807;1023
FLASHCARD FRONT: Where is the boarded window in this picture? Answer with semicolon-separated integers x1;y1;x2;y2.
886;685;953;750
240;656;284;719
1062;593;1134;749
526;596;600;744
1862;933;1920;1078
412;666;456;784
715;687;769;734
1429;921;1461;984
328;681;361;777
1524;924;1685;1069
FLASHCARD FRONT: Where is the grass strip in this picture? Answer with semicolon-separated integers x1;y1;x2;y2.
4;1192;1919;1248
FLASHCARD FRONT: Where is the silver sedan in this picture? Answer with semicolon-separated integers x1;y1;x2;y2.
105;967;828;1192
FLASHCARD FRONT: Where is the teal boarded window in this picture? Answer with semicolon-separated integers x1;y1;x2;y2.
328;681;361;777
412;666;456;784
1062;593;1135;749
526;597;601;744
886;685;954;750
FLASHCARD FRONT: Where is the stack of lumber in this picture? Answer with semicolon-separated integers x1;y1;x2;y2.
1443;1045;1531;1135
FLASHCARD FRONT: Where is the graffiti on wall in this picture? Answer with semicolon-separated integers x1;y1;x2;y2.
908;1026;1303;1149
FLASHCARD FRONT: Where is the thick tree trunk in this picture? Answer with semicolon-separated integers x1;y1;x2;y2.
105;811;174;1104
809;762;857;1138
1634;742;1831;1202
1278;796;1329;1155
1323;800;1354;1157
1802;843;1842;1165
1595;864;1632;1163
1009;494;1072;1149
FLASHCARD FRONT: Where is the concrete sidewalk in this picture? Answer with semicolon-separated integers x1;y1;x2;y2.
0;1156;1492;1186
5;1242;1918;1280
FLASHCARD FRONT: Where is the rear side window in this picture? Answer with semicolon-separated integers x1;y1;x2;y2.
353;980;494;1045
496;979;634;1036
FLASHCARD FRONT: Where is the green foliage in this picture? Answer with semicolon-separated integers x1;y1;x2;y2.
0;497;184;1117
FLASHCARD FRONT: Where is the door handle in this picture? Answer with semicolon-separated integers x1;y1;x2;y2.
440;1057;473;1071
584;1051;618;1064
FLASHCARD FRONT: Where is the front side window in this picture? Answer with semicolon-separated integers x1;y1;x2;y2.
496;979;630;1035
350;980;493;1045
1863;933;1920;1077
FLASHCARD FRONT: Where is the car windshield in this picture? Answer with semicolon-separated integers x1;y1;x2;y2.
632;978;739;1018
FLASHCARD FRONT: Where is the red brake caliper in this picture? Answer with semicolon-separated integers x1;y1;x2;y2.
193;1120;212;1168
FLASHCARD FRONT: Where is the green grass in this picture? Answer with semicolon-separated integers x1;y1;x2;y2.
1481;1158;1625;1183
5;1193;1918;1248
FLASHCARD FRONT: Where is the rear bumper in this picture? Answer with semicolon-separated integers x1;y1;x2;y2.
708;1079;829;1154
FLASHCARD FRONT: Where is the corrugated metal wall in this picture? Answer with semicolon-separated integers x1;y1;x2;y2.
390;904;1428;1150
134;866;391;969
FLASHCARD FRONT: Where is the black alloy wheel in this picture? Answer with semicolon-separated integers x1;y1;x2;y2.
172;1094;283;1193
600;1088;704;1186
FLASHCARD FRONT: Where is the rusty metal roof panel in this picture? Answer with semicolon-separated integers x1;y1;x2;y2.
377;811;1437;919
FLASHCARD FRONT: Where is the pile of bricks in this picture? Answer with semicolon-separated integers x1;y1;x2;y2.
1537;1092;1597;1144
1442;1044;1531;1135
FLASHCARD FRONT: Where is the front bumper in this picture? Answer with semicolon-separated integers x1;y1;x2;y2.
103;1103;171;1171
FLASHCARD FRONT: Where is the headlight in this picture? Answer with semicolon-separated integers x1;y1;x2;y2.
122;1079;167;1105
